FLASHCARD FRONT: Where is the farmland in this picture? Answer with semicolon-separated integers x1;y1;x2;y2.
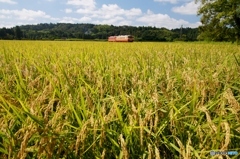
0;41;240;158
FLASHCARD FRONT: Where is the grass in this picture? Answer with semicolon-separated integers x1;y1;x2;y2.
0;40;240;159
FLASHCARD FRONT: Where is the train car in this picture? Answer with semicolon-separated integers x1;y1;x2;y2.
108;36;117;42
108;35;134;42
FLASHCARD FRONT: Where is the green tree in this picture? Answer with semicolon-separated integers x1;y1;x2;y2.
196;0;240;43
15;26;23;40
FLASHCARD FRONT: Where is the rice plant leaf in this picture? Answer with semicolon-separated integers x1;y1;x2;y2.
106;134;120;149
0;147;8;154
233;54;240;67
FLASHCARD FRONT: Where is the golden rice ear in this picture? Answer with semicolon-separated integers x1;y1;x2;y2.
119;134;129;159
220;122;230;151
101;149;106;159
147;144;152;159
75;121;90;156
199;106;217;133
223;88;240;114
155;146;161;159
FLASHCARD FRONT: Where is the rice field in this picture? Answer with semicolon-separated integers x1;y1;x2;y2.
0;40;240;159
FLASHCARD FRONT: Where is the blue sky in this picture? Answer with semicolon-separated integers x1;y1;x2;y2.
0;0;201;29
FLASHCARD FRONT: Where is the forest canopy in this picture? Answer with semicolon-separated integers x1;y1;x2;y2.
0;23;198;41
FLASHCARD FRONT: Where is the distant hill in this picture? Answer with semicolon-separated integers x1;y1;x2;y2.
0;23;199;41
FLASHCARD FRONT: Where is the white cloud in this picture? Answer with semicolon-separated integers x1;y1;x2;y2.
74;4;143;26
77;4;142;20
0;0;17;4
154;0;178;4
73;3;198;28
0;9;58;28
67;0;96;9
0;15;9;19
172;1;200;15
0;22;18;28
137;10;200;29
76;8;92;14
94;16;129;26
97;4;142;19
65;8;72;13
80;16;92;22
59;16;91;23
0;9;54;21
128;8;143;16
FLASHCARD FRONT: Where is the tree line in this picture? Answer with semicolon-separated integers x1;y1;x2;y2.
0;23;198;42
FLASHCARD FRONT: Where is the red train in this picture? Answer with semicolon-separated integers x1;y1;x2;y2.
108;35;134;42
